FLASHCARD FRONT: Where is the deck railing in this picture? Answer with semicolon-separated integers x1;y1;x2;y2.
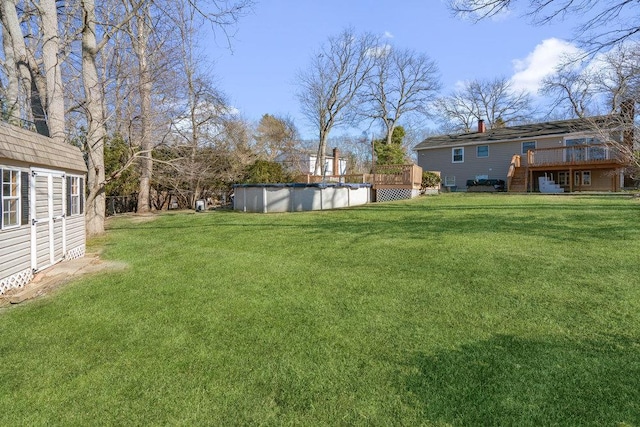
295;164;422;189
506;154;521;192
373;164;422;188
527;144;622;167
294;174;370;184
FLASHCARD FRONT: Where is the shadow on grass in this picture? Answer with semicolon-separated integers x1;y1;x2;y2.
106;197;638;244
405;334;640;425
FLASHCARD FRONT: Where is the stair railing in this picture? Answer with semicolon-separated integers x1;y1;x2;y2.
507;154;521;192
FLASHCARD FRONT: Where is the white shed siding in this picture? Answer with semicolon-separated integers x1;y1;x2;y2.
1;122;87;293
65;215;85;252
0;226;31;277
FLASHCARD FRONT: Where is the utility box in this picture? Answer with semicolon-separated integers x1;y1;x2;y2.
195;200;206;212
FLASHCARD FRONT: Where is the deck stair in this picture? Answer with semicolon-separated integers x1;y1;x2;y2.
508;166;527;192
538;175;564;193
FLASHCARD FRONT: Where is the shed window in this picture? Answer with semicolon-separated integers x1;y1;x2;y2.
1;169;20;228
476;145;489;158
452;147;464;163
67;176;84;216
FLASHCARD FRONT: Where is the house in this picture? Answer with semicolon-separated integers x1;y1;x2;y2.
414;116;630;193
1;121;87;295
280;147;348;177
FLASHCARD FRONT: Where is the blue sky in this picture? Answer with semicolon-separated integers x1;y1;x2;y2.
206;0;581;139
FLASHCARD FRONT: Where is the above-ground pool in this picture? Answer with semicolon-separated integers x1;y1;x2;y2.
233;183;372;213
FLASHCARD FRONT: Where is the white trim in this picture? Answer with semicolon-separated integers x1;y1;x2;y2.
30;170;36;271
30;169;66;272
476;145;489;158
1;168;21;229
452;147;464;163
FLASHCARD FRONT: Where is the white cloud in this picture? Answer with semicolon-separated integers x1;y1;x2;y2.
366;44;391;58
383;31;394;39
510;38;583;95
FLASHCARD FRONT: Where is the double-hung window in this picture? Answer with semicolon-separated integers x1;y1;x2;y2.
67;176;83;216
1;169;20;228
522;141;536;154
452;147;464;163
476;145;489;158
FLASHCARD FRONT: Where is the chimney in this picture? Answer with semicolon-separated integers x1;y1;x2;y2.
332;147;340;176
478;119;486;133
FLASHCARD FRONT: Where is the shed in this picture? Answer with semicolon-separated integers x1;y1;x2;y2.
0;121;87;294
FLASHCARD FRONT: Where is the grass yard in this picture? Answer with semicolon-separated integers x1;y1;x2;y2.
1;193;640;425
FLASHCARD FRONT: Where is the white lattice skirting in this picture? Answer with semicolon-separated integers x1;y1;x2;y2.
376;188;420;202
0;268;34;295
67;245;85;260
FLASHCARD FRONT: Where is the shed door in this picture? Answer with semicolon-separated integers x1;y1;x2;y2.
31;170;66;272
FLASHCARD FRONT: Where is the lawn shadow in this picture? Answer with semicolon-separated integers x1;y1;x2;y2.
404;334;640;425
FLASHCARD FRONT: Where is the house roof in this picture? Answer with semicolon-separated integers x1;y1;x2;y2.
414;116;617;151
0;121;86;172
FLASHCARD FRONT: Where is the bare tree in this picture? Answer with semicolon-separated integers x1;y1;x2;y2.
39;0;65;143
448;0;640;53
0;0;50;135
123;0;154;213
297;28;378;175
540;62;597;118
81;0;148;235
435;77;534;132
540;44;640;120
253;114;298;161
359;45;440;146
593;45;640;114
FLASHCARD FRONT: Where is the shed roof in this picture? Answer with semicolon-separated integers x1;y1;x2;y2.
0;121;86;172
414;116;616;150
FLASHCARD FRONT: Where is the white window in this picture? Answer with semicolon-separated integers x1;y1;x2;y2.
522;141;536;154
452;147;464;163
67;176;83;216
444;176;456;187
2;169;20;228
70;176;80;215
476;145;489;158
574;170;592;187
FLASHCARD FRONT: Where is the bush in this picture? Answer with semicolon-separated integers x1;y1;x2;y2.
421;171;441;192
242;160;292;183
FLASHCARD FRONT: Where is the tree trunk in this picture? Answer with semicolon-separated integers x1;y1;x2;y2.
314;130;328;176
82;0;107;235
135;5;153;213
39;0;65;143
1;15;18;116
0;0;46;132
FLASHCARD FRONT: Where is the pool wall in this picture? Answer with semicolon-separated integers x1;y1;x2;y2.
233;183;372;213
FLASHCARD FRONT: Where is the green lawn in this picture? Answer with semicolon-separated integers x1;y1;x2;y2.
2;193;640;425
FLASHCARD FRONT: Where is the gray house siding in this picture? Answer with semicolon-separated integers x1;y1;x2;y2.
417;134;578;189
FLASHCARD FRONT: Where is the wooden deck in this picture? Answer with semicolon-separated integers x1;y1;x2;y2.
372;164;422;190
527;145;622;169
296;164;423;190
508;145;625;192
